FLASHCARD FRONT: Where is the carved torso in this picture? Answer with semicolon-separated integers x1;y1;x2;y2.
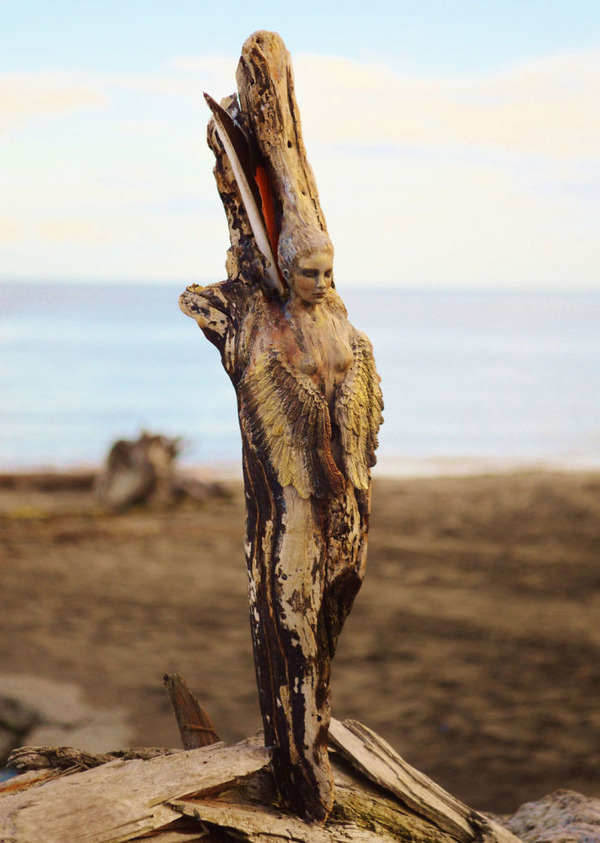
253;289;354;407
284;300;354;407
180;279;382;500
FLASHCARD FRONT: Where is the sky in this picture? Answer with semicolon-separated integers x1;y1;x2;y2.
1;0;599;289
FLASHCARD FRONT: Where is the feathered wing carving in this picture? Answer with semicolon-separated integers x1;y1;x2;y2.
335;334;384;491
239;348;345;499
204;93;284;296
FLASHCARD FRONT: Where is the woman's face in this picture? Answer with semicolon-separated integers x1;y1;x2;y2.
289;252;333;305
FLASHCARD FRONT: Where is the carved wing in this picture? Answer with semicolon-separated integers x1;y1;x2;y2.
204;93;285;296
334;334;384;490
239;348;345;499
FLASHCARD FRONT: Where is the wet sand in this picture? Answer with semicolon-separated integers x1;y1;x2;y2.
1;470;599;813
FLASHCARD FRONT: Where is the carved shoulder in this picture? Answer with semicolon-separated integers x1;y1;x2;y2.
179;280;267;374
179;282;232;343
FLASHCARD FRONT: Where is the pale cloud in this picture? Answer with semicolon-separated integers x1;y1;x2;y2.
4;49;598;158
170;56;238;96
0;217;24;242
0;73;107;134
295;50;600;160
2;49;598;287
102;73;203;100
314;146;600;287
36;218;110;243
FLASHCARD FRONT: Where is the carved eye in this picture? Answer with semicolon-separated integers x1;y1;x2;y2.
324;269;332;278
302;269;317;278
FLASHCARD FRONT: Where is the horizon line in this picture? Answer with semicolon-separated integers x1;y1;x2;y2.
1;277;599;295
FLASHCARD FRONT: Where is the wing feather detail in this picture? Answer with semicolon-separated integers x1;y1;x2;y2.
334;335;384;490
239;349;345;499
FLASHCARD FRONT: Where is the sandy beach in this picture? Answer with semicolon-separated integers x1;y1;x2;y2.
1;469;599;814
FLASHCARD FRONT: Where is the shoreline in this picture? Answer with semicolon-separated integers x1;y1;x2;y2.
2;452;600;485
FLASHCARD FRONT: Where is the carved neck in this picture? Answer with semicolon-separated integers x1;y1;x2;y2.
284;293;326;321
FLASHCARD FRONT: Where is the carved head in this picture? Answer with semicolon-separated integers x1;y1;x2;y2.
278;225;334;305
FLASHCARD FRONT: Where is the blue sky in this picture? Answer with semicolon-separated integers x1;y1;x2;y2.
2;0;600;287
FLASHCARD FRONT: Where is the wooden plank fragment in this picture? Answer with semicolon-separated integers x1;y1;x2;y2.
329;719;521;843
169;753;459;843
0;769;57;795
130;826;211;842
170;797;399;843
0;740;269;843
164;674;221;749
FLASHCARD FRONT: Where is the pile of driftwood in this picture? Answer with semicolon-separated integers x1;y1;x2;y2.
1;675;524;843
0;431;228;511
3;676;598;843
95;432;229;510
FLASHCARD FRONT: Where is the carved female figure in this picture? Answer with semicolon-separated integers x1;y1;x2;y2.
180;31;382;822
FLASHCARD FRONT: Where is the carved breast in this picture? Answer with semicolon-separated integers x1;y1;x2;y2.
331;342;353;375
286;309;354;405
298;355;318;376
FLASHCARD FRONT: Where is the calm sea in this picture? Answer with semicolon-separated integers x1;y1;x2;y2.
1;282;599;473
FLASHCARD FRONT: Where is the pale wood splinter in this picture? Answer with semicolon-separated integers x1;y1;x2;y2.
180;30;383;822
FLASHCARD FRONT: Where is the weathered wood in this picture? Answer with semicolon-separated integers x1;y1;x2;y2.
169;758;460;842
0;719;524;842
8;744;178;773
329;719;520;843
164;674;221;750
130;826;213;843
235;30;328;253
180;30;383;822
205;95;265;285
95;432;182;510
0;738;269;843
170;795;400;842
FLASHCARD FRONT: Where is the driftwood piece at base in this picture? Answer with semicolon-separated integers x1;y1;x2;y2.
329;719;518;843
131;824;215;843
8;744;178;773
0;718;523;843
1;737;269;843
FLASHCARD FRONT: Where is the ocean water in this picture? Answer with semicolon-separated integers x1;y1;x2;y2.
1;281;599;472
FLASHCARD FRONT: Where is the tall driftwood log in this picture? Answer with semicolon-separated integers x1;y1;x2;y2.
179;31;383;821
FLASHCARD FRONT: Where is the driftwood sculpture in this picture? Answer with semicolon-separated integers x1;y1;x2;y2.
179;31;383;821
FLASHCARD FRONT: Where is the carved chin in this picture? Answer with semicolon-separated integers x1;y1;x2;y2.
299;291;327;305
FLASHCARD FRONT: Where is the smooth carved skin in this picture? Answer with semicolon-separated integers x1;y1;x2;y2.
288;252;333;306
283;253;354;417
244;272;357;498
